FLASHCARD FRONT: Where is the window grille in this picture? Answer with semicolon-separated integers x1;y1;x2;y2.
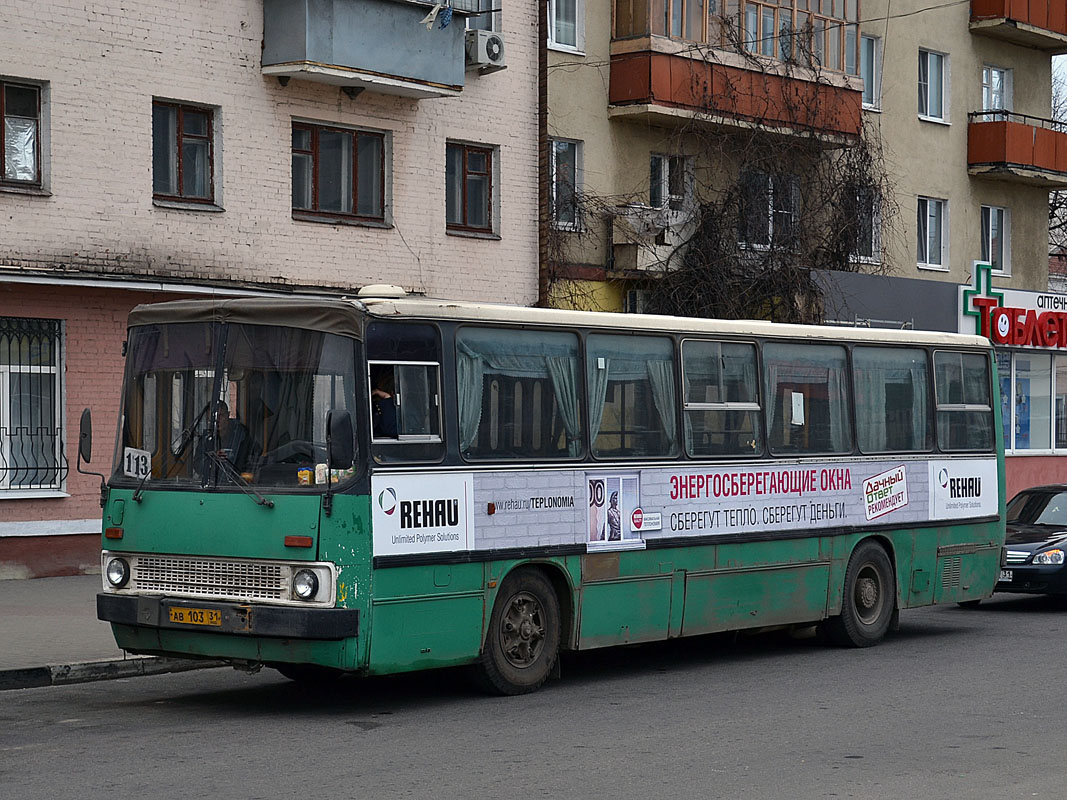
0;317;66;490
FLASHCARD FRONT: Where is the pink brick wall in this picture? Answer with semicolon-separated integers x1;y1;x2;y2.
0;0;539;304
0;283;183;578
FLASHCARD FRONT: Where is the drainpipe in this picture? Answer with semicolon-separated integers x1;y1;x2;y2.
536;0;550;307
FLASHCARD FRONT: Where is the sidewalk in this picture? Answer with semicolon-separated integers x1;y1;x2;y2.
0;574;221;690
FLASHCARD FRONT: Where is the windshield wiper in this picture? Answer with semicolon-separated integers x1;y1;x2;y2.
205;449;274;509
162;400;215;480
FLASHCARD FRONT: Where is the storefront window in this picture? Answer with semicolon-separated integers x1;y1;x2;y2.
996;350;1012;449
1056;355;1067;449
1013;353;1052;450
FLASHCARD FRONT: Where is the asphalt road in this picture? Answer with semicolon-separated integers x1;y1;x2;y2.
2;593;1065;800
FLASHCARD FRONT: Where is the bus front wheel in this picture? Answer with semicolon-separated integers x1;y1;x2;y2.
823;541;896;648
477;569;561;695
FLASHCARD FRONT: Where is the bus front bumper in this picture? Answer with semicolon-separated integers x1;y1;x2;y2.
97;593;359;640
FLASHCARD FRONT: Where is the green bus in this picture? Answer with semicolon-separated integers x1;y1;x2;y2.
89;289;1005;694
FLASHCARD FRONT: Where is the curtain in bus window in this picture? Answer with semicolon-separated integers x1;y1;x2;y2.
853;347;929;453
456;345;485;451
545;356;581;456
587;355;610;447
764;343;851;454
587;334;677;458
456;328;582;459
646;359;677;449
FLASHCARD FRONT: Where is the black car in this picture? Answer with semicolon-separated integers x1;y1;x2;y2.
997;485;1067;596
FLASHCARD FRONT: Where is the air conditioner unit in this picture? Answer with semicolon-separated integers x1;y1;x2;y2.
611;203;668;245
465;29;507;73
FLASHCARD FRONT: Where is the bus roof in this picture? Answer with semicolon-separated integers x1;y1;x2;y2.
128;295;991;349
358;296;991;349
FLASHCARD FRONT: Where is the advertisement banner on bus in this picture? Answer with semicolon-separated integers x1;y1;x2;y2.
371;473;474;556
373;457;998;557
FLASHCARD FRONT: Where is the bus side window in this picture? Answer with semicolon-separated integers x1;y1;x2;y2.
763;342;852;455
853;346;931;453
456;326;583;461
934;351;994;452
367;322;445;464
586;334;678;459
681;340;762;457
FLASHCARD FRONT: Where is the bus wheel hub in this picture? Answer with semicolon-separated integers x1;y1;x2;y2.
858;576;878;609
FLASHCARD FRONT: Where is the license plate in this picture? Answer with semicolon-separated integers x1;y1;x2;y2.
168;607;222;626
999;569;1013;583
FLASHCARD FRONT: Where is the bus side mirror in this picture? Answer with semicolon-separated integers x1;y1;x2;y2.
79;408;93;464
326;409;354;468
77;407;108;508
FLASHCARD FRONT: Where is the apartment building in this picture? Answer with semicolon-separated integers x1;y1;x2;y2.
545;0;1067;493
0;0;538;577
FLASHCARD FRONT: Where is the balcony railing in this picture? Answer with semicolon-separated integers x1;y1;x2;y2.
608;1;863;138
967;110;1067;188
613;0;861;77
970;0;1067;53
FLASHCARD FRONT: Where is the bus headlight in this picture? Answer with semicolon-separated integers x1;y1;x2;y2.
293;569;319;600
106;557;130;588
1033;549;1065;565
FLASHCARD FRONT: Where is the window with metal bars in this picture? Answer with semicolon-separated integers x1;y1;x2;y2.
0;318;65;491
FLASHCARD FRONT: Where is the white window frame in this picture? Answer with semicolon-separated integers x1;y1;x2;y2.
918;49;948;123
550;137;582;231
739;172;798;249
548;0;584;53
464;0;498;33
981;204;1011;276
860;35;881;110
0;318;64;495
981;65;1012;120
916;195;947;270
649;153;691;218
851;187;881;263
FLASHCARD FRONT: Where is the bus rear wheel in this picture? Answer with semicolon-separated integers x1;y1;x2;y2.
823;541;895;648
477;569;560;695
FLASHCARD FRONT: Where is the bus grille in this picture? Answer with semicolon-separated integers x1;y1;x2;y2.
941;556;961;589
134;556;288;602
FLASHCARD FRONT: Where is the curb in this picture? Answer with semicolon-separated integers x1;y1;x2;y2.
0;656;226;691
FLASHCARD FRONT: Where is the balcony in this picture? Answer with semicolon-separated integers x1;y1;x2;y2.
970;0;1067;53
608;1;863;140
262;0;472;98
967;111;1067;188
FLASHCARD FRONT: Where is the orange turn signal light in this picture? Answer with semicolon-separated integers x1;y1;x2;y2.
284;535;313;548
105;527;124;540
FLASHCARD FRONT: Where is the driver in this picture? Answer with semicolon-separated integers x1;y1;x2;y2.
200;401;251;472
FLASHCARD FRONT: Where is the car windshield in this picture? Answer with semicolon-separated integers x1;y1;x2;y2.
114;321;358;490
1006;491;1067;526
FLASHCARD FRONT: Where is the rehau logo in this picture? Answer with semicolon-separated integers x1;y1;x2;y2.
949;477;982;499
377;487;397;515
401;498;460;529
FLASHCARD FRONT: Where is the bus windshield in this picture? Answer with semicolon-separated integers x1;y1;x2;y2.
115;321;359;490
